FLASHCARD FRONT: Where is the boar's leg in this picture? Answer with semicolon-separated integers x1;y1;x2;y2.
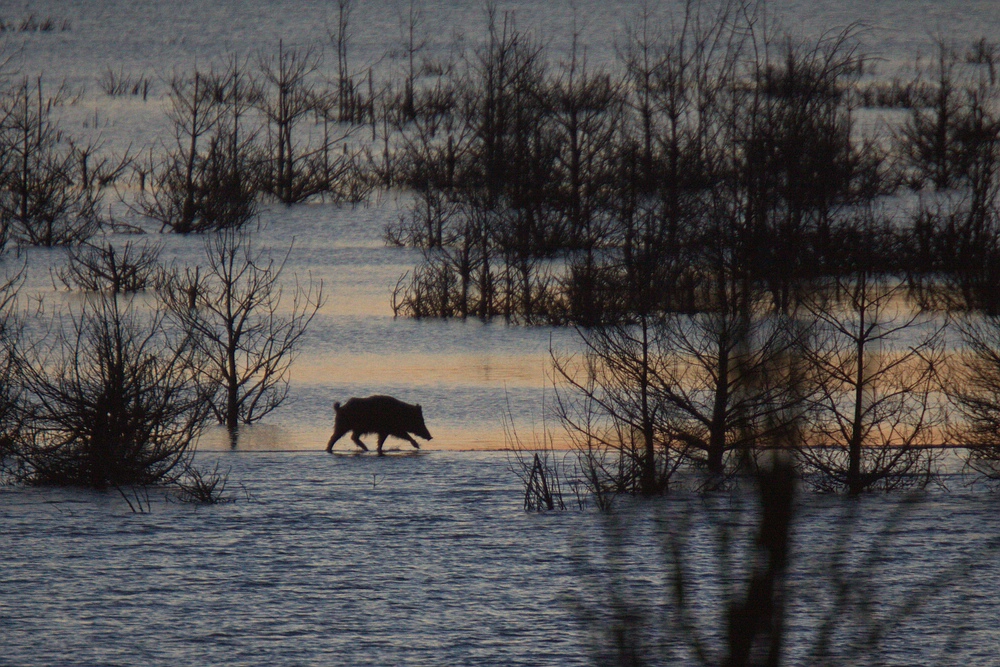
377;432;388;455
326;428;347;452
351;431;369;451
403;434;420;449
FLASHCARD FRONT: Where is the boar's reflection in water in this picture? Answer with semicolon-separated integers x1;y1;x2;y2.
326;395;432;455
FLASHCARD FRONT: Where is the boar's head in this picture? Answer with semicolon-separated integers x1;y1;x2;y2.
413;404;432;440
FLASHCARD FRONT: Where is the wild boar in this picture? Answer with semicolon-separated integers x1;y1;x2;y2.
325;395;432;454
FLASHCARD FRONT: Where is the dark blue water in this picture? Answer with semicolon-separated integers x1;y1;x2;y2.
2;451;998;666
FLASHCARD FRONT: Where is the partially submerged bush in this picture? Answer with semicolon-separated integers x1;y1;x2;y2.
0;77;101;247
174;462;234;503
97;67;150;99
55;240;163;293
17;291;212;488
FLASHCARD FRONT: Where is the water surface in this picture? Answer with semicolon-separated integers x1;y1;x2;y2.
3;452;998;666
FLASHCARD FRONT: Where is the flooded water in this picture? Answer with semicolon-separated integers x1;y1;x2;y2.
3;1;1000;665
3;452;999;666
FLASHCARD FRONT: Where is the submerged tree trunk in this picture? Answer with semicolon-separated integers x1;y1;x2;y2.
848;274;867;496
638;314;659;495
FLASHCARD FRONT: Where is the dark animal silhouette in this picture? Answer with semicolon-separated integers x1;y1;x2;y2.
326;395;432;454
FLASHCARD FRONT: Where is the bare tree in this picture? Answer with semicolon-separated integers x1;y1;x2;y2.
548;33;623;326
163;225;323;434
899;39;964;191
201;54;264;229
137;59;264;233
332;0;355;122
257;41;353;203
137;69;222;233
397;0;426;122
55;240;163;294
797;268;946;494
741;27;879;314
554;271;809;493
389;64;475;247
945;315;1000;479
552;314;683;496
655;295;807;479
0;77;100;246
902;53;1000;314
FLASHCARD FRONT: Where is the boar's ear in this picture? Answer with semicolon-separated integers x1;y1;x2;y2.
334;402;341;411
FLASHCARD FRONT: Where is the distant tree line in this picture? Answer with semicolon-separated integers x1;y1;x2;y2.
385;3;1000;327
0;42;375;250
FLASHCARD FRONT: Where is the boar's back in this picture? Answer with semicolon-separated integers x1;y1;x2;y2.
338;395;424;435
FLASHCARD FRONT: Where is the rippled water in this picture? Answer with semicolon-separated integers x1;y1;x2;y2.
2;452;589;666
3;452;999;666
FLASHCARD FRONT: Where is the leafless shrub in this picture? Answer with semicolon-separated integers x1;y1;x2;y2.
503;396;568;511
70;138;133;191
116;484;151;513
391;261;456;318
0;77;100;247
522;452;563;511
55;240;163;293
16;291;212;488
174;462;234;503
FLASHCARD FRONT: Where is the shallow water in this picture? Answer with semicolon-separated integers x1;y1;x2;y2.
3;451;999;666
1;452;589;666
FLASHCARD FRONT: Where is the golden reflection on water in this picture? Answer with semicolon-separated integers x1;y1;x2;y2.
196;350;565;451
292;352;552;388
195;423;565;452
